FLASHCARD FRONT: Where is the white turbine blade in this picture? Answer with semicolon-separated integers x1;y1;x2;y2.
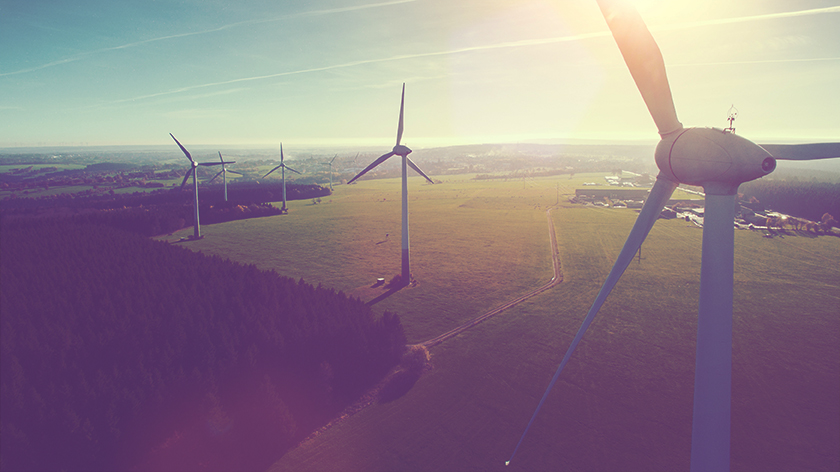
208;170;224;183
264;165;283;178
406;156;434;184
179;169;193;190
199;162;224;166
218;151;225;163
759;143;840;161
170;133;194;162
396;83;406;146
596;0;682;136
347;151;395;184
691;193;736;472
330;154;338;164
226;169;243;175
280;143;284;163
284;165;301;175
508;177;677;465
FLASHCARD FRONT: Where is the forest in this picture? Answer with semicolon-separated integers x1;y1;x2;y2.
738;179;839;223
0;218;406;471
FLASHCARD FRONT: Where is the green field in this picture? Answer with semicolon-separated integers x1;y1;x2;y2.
158;173;840;471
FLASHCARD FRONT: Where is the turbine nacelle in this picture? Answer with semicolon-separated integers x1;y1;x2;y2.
656;127;776;195
393;144;412;156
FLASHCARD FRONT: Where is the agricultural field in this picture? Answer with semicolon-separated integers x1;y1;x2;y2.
158;173;839;471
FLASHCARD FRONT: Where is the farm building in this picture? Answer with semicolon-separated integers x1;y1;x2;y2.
575;188;650;200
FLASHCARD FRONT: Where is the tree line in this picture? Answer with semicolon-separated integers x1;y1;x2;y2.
1;182;331;236
0;218;405;471
738;179;839;223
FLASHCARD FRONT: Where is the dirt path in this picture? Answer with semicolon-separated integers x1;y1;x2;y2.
417;207;562;348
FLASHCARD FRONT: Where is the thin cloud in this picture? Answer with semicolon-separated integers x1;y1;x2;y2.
104;31;609;105
0;0;416;77
669;57;840;68
658;5;840;31
77;4;840;107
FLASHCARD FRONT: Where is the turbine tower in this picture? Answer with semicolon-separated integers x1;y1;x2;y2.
208;152;242;202
170;134;225;240
263;143;300;213
508;1;840;470
348;83;434;286
323;154;337;190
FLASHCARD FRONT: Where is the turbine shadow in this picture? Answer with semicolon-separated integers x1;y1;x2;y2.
365;283;406;306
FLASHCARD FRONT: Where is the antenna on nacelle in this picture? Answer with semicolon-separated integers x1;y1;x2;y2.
725;104;738;133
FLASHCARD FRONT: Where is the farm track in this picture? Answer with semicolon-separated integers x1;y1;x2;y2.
417;207;563;348
290;208;563;451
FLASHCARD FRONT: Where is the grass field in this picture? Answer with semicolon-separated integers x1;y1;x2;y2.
158;173;839;471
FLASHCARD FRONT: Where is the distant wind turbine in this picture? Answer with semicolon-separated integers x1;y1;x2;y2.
348;83;434;285
208;152;242;202
170;133;225;240
323;154;338;190
263;143;301;213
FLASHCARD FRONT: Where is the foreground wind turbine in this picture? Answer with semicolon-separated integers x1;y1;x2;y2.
323;154;338;190
208;152;242;202
508;1;840;470
263;143;301;213
171;134;225;240
348;83;434;285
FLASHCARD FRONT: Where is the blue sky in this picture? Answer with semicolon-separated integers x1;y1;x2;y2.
1;0;839;148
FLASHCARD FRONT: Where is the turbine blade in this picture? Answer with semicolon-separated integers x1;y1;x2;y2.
406;156;434;184
208;170;224;183
396;83;405;146
280;143;284;163
219;151;224;163
759;143;840;161
170;133;194;162
596;0;682;136
508;176;677;465
264;165;282;178
347;152;395;184
179;169;193;190
199;162;224;166
331;154;338;164
284;165;301;175
227;170;243;175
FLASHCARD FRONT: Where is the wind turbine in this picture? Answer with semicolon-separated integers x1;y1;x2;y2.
170;133;225;240
323;154;337;190
208;152;242;202
348;83;434;285
263;143;301;213
508;1;840;470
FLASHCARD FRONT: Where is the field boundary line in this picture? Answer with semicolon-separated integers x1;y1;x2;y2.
417;207;562;349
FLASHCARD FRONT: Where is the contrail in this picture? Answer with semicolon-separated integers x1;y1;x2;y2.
0;0;417;77
104;31;610;105
657;5;840;31
106;7;840;107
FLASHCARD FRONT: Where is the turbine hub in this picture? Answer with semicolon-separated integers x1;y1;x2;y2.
393;144;412;156
655;127;775;195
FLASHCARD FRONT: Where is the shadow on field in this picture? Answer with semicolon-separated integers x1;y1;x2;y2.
366;287;401;306
377;369;421;403
377;346;431;404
